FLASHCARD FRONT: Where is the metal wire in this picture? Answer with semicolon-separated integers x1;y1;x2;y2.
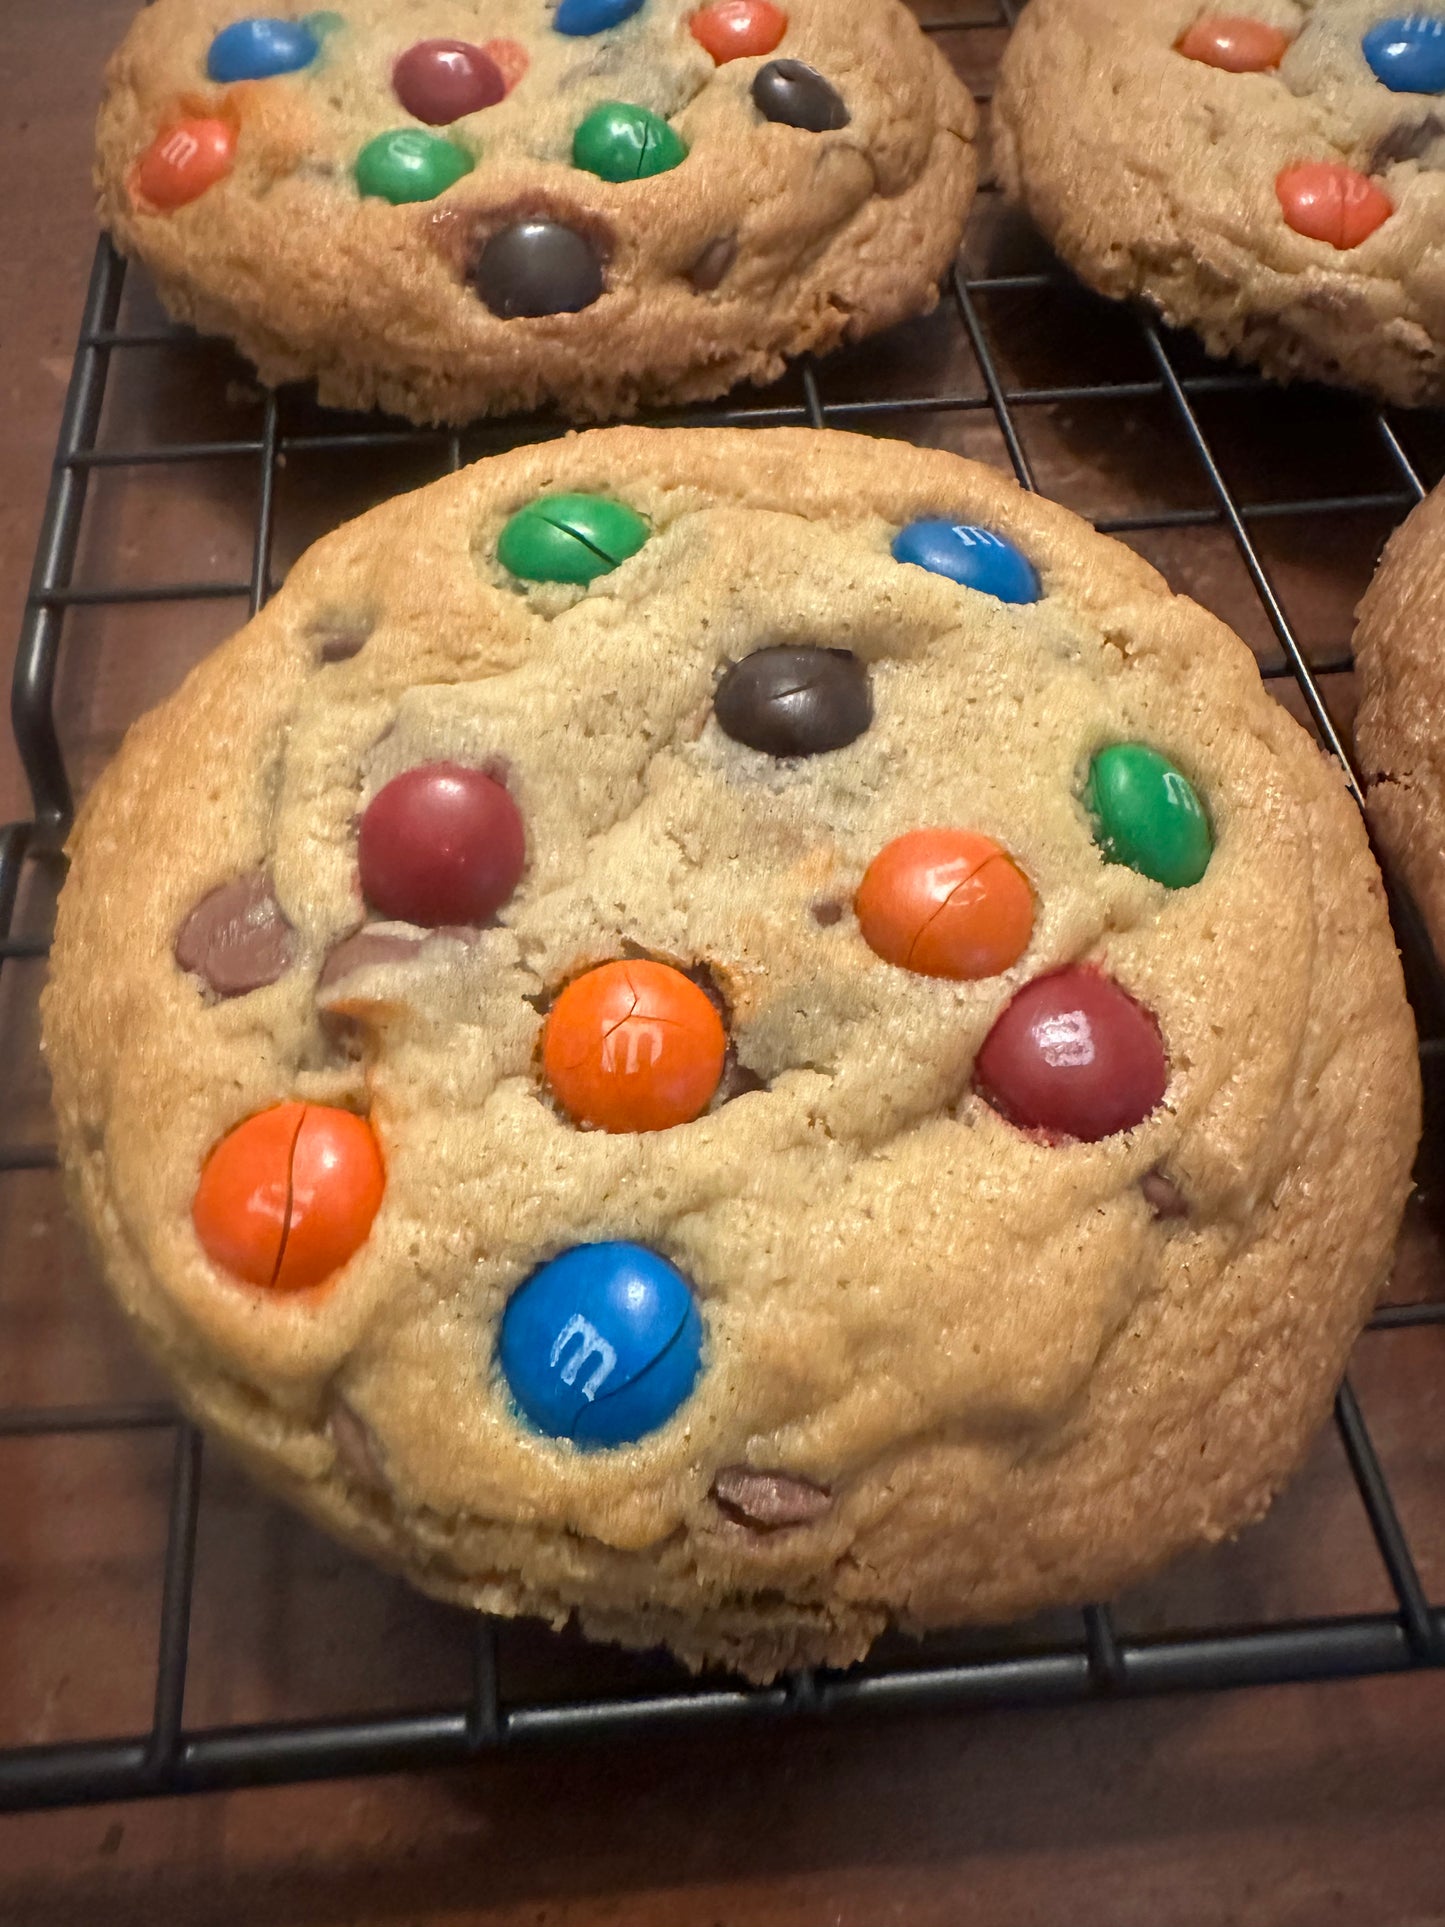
3;0;1443;1812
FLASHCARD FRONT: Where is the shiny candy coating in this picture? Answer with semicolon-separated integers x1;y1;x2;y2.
498;492;648;582
1276;162;1393;247
975;967;1168;1143
1363;14;1445;93
714;645;871;757
393;40;505;123
192;1102;384;1291
354;129;473;204
134;119;235;210
855;828;1034;980
554;0;646;35
751;59;849;130
1084;743;1213;888
498;1241;703;1446
573;101;687;180
1176;13;1291;70
471;220;606;317
691;0;788;62
891;520;1041;603
358;763;525;927
206;16;319;82
543;960;726;1132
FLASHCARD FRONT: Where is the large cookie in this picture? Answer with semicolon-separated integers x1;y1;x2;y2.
1354;480;1445;954
43;427;1419;1680
995;1;1445;405
95;1;976;423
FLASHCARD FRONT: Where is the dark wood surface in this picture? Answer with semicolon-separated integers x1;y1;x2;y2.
3;5;1445;1921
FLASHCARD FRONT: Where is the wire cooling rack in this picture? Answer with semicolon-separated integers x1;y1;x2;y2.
3;0;1445;1814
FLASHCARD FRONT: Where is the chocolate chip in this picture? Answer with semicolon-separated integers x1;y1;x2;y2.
751;60;849;133
1371;112;1445;169
318;928;426;990
1141;1169;1187;1220
712;1465;832;1531
471;221;605;318
715;1056;766;1103
328;1398;387;1490
318;628;370;663
175;872;295;997
688;236;737;292
715;646;872;758
810;898;845;927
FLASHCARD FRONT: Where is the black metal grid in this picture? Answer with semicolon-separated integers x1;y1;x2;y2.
3;0;1445;1814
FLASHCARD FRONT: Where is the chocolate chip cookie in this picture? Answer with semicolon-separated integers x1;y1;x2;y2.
1355;479;1445;953
995;2;1445;405
43;427;1419;1680
95;1;976;423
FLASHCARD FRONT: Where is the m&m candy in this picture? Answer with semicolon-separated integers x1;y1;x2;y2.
393;40;506;123
498;1241;703;1446
498;493;649;582
690;0;788;62
358;764;525;927
193;1102;384;1290
573;102;687;180
714;646;871;757
543;960;726;1132
855;829;1033;980
1276;162;1393;248
751;59;849;130
1176;14;1291;70
975;967;1168;1142
1363;15;1445;94
891;521;1041;604
1084;744;1213;888
134;119;235;210
207;16;319;82
355;130;473;204
554;0;646;35
471;221;608;318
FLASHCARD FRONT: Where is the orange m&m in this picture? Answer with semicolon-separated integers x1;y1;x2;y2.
543;960;727;1134
855;829;1034;980
192;1101;384;1291
133;117;236;211
690;0;788;63
1276;162;1393;249
1177;14;1292;71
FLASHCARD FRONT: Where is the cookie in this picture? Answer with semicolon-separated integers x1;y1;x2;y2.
994;2;1445;406
1354;480;1445;953
42;427;1419;1680
95;1;976;423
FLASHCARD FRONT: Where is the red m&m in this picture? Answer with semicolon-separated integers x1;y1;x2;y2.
974;967;1167;1143
1277;162;1393;248
1177;14;1292;70
133;118;236;211
855;829;1034;980
358;763;525;927
193;1102;384;1291
690;1;788;62
393;39;506;123
543;960;726;1133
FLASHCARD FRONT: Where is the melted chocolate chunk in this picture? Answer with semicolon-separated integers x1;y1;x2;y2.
1141;1169;1188;1220
689;235;737;292
751;60;849;133
328;1398;387;1489
318;928;427;990
175;872;295;997
810;897;845;927
712;1465;832;1530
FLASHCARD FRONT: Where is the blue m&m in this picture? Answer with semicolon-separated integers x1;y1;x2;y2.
891;520;1041;604
207;16;320;82
1363;15;1445;92
498;1241;703;1448
554;0;646;35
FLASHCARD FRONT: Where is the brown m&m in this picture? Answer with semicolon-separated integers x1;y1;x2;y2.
714;646;871;757
752;60;849;131
471;221;606;317
175;871;295;997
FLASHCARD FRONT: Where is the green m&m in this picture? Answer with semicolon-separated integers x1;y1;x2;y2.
1084;743;1213;888
572;102;688;182
355;129;473;204
498;493;650;584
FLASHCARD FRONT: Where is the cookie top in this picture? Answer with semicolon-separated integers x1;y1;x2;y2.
96;1;975;423
43;427;1418;1679
1355;480;1445;954
995;1;1445;405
